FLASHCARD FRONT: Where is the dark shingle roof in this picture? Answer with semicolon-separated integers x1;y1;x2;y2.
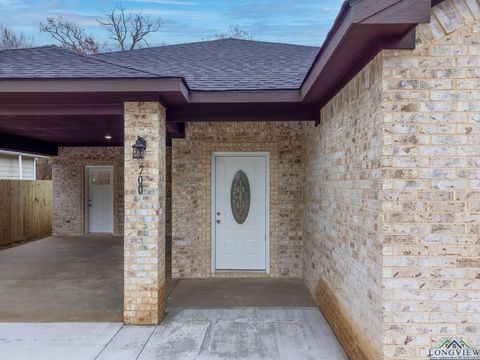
0;39;319;90
96;39;319;90
0;45;156;79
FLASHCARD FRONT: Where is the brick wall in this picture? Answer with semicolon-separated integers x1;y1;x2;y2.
52;146;172;239
52;147;124;236
303;55;385;360
382;0;480;358
172;122;304;279
304;1;480;359
123;102;166;324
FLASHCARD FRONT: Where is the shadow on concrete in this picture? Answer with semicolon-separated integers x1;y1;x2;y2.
167;278;316;308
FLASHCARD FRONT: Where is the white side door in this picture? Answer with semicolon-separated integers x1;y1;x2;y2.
214;155;267;271
88;167;113;233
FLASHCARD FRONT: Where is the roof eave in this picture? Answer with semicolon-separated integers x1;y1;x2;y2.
0;77;187;93
301;0;432;105
0;77;190;105
0;77;304;104
189;89;302;103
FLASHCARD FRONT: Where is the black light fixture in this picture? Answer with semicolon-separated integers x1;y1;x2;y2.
132;136;147;159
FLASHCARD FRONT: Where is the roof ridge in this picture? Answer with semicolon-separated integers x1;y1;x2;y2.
213;38;320;48
95;38;320;56
51;45;160;77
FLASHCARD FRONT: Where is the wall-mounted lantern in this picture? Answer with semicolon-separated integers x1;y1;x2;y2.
132;136;147;159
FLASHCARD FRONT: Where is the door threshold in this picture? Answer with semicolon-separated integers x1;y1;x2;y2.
214;269;268;273
85;232;114;236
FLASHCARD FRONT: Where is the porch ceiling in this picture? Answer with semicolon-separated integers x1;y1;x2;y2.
0;93;124;154
0;114;124;146
0;92;316;154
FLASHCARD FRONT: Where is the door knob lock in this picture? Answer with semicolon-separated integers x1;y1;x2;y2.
217;211;221;216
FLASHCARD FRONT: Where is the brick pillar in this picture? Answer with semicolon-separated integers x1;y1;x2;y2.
124;102;166;325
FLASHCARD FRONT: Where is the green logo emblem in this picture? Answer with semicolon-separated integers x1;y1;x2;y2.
429;339;480;360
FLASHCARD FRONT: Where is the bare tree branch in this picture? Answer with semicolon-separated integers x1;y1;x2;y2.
97;4;162;51
0;25;34;50
39;16;100;54
203;25;256;41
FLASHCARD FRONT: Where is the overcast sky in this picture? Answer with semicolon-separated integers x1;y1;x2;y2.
0;0;344;48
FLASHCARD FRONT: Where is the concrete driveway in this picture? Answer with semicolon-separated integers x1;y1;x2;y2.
0;308;348;360
0;236;347;359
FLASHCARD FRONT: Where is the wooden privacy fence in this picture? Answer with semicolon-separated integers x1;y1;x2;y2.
0;180;52;247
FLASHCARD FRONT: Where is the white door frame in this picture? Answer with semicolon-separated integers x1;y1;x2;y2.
84;165;114;234
211;152;270;273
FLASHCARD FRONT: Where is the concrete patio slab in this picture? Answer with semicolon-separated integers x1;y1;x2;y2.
0;309;347;360
167;278;317;308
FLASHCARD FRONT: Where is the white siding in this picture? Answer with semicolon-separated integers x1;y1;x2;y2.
0;154;19;179
22;157;35;180
0;154;35;180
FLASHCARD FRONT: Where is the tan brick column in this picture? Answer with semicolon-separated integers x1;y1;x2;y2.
123;102;166;325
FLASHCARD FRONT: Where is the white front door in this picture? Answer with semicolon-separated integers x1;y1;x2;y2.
214;155;267;271
87;167;113;233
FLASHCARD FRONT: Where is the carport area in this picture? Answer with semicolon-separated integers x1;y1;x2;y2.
0;59;322;329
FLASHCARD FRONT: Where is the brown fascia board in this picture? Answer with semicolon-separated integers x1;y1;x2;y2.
188;89;302;103
301;0;431;105
167;103;318;123
0;77;189;97
0;77;303;105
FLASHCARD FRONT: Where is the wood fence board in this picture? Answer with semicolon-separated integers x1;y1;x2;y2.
0;180;52;247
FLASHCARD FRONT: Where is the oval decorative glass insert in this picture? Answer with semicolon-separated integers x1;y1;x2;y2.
230;170;251;224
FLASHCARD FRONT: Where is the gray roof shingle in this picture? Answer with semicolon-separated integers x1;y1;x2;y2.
0;45;156;79
0;39;319;90
96;39;319;90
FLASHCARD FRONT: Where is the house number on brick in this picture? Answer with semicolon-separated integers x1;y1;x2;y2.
138;165;144;195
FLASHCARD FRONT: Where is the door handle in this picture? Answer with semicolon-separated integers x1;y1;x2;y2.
216;219;221;224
